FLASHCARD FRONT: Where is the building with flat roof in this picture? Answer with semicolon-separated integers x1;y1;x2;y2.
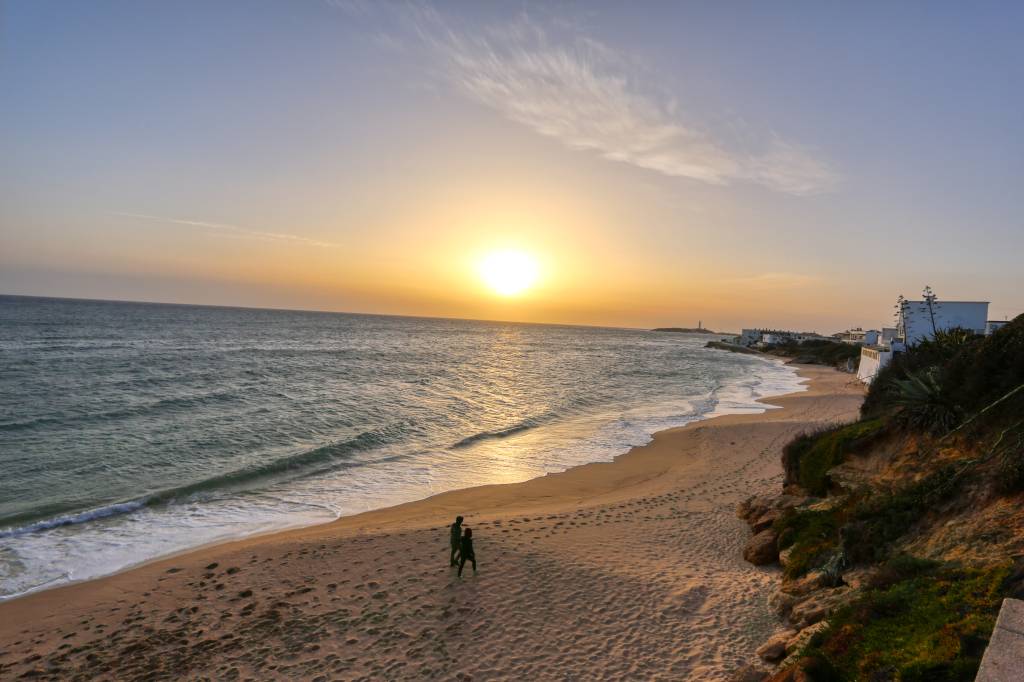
897;299;988;344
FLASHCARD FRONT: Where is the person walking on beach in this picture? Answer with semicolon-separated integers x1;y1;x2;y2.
458;527;476;577
449;516;464;567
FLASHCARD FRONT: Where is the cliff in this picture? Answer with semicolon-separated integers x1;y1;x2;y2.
733;316;1024;681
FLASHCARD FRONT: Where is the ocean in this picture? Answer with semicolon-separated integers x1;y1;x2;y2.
0;295;805;598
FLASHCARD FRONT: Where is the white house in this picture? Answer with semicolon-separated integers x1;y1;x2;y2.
897;300;988;344
738;329;832;347
859;298;993;384
835;328;881;345
857;346;892;384
987;320;1010;335
738;329;763;347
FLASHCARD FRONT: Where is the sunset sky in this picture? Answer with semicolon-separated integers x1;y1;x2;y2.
2;1;1022;332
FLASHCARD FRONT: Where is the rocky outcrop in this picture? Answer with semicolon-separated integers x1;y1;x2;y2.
736;493;858;678
784;622;829;658
737;494;806;524
743;528;780;565
728;665;770;682
755;630;796;663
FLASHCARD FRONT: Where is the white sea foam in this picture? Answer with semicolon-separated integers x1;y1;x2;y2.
0;350;804;600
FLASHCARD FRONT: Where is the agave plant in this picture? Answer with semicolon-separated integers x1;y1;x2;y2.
910;326;977;362
890;368;960;434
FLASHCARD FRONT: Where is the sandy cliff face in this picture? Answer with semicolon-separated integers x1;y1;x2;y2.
736;390;1024;679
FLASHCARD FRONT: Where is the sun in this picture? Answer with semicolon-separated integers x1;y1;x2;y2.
478;250;540;296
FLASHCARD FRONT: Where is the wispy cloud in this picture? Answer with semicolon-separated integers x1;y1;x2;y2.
338;5;838;196
112;212;341;248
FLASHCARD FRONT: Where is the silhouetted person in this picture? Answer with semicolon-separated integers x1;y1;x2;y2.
449;515;464;567
458;527;476;577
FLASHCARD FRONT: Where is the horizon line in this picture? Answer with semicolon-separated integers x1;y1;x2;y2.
0;291;707;334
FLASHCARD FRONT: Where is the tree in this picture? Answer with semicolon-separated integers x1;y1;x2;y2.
922;285;940;337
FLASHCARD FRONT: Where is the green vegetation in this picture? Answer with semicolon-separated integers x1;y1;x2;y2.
770;315;1024;680
775;505;845;579
842;465;959;565
863;315;1024;432
801;560;1010;682
890;368;960;434
782;419;887;496
763;339;862;369
773;462;964;580
996;431;1024;493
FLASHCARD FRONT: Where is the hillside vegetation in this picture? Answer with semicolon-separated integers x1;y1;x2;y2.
762;340;862;370
736;315;1024;682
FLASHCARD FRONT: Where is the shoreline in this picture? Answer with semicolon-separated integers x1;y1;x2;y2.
0;364;865;680
0;353;804;603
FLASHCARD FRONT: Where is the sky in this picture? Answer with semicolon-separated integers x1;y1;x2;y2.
2;1;1022;332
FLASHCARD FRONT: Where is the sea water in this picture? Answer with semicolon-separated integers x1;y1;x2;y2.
0;295;805;598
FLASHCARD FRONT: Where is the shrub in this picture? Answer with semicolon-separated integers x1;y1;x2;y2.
843;465;959;565
775;505;853;579
781;419;887;496
864;315;1024;428
890;368;960;434
766;340;862;369
776;465;961;578
995;431;1024;494
799;562;1010;681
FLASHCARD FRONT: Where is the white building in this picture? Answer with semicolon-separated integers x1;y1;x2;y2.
834;328;881;345
897;300;988;344
738;328;831;347
859;298;994;385
987;320;1010;335
738;329;763;347
857;346;892;384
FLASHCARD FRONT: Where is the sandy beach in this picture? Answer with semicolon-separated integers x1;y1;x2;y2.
0;364;863;681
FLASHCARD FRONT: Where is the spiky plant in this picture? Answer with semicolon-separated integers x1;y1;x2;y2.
890;368;960;434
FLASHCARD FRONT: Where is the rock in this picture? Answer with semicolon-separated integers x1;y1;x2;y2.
768;589;798;619
786;621;829;655
838;567;873;591
766;659;815;682
782;571;825;597
788;588;850;629
738;496;771;522
744;529;780;565
752;509;782;533
728;664;769;682
738;494;807;523
756;630;797;663
778;546;795;570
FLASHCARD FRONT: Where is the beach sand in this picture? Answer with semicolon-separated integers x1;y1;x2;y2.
0;364;863;681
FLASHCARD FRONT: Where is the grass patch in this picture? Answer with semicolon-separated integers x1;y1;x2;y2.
783;418;887;496
763;339;863;369
801;560;1009;681
775;464;960;579
775;506;846;579
843;465;959;565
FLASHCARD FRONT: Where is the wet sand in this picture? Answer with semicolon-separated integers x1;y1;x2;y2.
0;364;863;681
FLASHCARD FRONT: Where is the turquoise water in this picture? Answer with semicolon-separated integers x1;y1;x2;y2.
0;295;804;597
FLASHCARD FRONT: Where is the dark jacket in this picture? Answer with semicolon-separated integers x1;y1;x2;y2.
460;536;475;560
450;523;462;548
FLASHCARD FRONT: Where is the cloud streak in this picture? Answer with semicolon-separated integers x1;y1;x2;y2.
346;5;838;195
437;23;836;195
112;212;341;248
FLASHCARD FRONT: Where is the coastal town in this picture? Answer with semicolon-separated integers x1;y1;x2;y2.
729;289;1013;385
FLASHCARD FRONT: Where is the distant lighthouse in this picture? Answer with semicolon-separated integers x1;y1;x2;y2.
698;320;702;330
